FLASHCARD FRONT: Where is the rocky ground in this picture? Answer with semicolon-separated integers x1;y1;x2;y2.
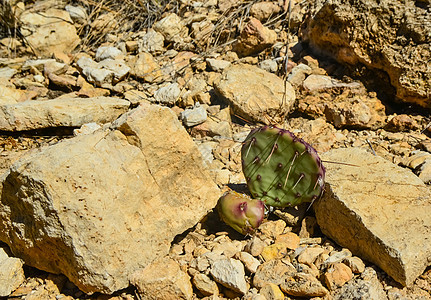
0;0;431;299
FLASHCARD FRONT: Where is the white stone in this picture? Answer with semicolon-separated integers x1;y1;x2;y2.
153;13;188;43
303;74;361;92
206;58;231;72
77;57;130;86
180;103;208;127
65;5;88;24
0;67;17;80
259;59;278;73
154;83;181;105
73;122;102;136
95;46;123;61
139;29;165;53
210;258;248;295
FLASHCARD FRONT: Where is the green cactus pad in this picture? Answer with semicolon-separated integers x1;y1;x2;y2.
241;126;325;207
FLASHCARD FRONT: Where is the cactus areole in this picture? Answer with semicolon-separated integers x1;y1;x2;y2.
241;126;325;207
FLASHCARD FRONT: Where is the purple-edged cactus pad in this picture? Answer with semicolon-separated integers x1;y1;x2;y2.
217;190;265;235
241;126;325;207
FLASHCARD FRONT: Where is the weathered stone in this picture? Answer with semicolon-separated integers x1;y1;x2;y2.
280;272;328;297
244;236;266;257
206;58;231;72
236;252;260;273
287;63;312;86
234;18;277;57
0;97;129;131
302;0;431;107
210;258;248;295
324;249;352;266
299;77;386;129
131;258;193;300
385;114;420;132
253;259;296;289
298;216;318;239
0;85;27;104
214;64;295;124
333;267;387;300
343;256;366;274
259;283;285;300
192;273;219;296
250;2;282;21
275;232;300;250
0;103;220;293
20;8;80;56
324;262;354;290
297;247;325;266
153;13;188;43
128;52;163;83
261;243;288;261
0;247;25;297
315;147;431;286
258;220;286;239
139;29;165;53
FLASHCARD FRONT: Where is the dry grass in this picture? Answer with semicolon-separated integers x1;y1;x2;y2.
1;0;290;60
72;0;181;51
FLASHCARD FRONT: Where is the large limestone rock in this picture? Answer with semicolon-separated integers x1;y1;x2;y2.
0;103;221;293
20;8;80;57
301;0;431;108
214;64;295;125
0;97;129;131
314;147;431;286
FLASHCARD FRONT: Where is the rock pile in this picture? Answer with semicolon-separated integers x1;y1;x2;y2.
0;0;430;299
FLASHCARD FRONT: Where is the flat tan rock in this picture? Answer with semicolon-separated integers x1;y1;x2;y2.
0;103;221;293
0;97;129;131
315;147;431;286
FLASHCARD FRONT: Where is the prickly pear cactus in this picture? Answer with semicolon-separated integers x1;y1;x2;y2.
217;191;265;235
241;126;325;207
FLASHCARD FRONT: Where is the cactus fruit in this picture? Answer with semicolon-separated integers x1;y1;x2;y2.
217;191;265;235
241;126;325;207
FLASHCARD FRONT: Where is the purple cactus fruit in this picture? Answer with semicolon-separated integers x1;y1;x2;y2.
217;190;265;235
